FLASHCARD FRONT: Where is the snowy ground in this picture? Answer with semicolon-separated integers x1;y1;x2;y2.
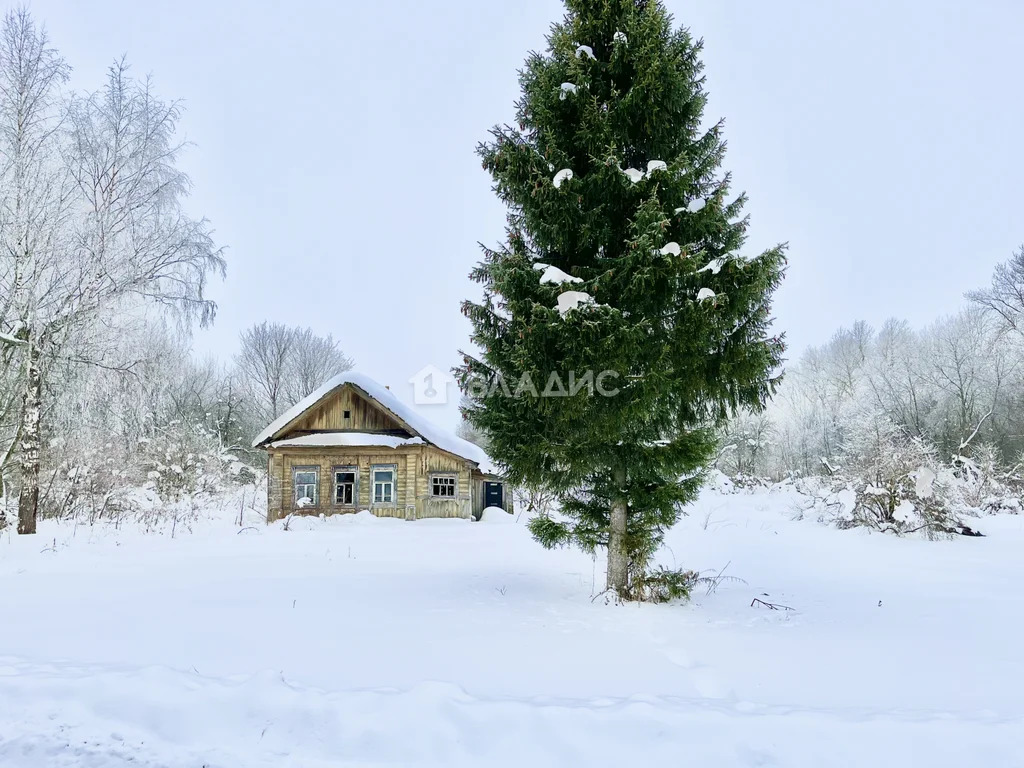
1;486;1022;767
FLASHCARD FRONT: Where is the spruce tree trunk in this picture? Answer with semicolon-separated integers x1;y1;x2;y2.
607;463;628;597
17;342;41;535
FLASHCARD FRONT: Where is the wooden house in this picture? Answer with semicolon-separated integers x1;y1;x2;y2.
252;372;510;522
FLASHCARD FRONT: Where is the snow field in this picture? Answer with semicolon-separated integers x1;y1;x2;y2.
1;486;1022;766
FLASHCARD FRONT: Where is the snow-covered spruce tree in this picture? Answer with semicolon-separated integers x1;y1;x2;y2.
457;0;785;598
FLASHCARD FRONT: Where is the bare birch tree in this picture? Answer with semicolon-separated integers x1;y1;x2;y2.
967;246;1024;339
236;322;353;425
0;10;224;533
236;322;294;423
0;10;71;532
284;327;352;405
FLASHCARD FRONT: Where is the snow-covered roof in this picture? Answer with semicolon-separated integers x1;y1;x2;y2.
269;433;425;449
252;371;499;474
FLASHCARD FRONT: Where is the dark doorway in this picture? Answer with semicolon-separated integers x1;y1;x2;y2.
484;481;504;509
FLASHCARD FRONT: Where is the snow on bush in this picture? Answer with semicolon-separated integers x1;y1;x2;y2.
787;413;984;538
9;419;262;534
705;469;774;495
949;443;1023;512
712;407;1018;538
513;484;557;517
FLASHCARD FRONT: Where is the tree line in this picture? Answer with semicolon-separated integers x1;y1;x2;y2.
718;248;1024;485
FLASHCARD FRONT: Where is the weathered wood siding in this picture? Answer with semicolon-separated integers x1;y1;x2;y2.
267;453;283;515
293;387;405;434
266;444;475;522
415;449;474;520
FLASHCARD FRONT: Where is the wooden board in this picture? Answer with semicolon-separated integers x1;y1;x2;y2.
266;444;476;522
292;387;406;435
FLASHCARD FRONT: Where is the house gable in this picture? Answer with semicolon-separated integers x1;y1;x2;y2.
290;386;408;436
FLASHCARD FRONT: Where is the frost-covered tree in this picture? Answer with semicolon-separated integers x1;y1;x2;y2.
0;9;70;531
9;319;258;527
735;303;1024;493
0;10;224;534
922;309;1008;458
235;322;293;423
454;394;489;448
283;327;354;407
967;245;1024;339
458;0;785;597
715;409;774;478
235;321;353;427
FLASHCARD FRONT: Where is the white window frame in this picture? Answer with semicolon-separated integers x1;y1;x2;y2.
371;464;397;506
293;466;319;508
430;473;458;498
333;465;358;507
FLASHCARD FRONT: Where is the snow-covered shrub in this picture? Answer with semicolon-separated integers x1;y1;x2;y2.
730;473;773;491
845;472;959;538
979;495;1022;515
705;469;736;494
788;477;851;523
136;421;256;502
821;410;972;538
705;469;774;495
34;415;257;530
950;443;1022;512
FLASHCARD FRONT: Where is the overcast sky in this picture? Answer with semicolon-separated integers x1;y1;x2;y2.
23;0;1024;425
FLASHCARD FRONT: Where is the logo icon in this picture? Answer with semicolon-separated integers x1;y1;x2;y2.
408;364;455;406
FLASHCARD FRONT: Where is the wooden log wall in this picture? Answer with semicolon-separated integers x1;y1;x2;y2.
265;444;476;522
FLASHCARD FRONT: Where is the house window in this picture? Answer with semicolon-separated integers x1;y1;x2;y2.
293;467;319;508
371;465;396;505
431;474;457;498
334;466;357;506
343;410;351;419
